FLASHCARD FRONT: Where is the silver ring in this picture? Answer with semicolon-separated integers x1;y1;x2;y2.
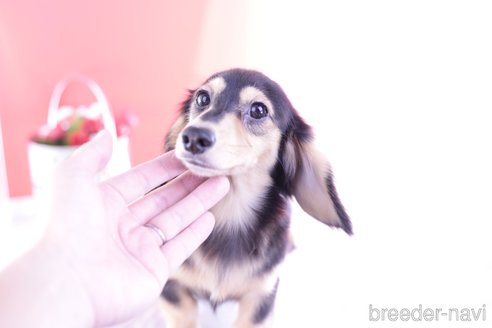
144;223;167;247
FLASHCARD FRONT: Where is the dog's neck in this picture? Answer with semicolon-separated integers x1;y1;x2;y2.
211;169;273;231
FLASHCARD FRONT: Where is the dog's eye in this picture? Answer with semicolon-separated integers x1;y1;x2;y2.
250;102;268;119
196;91;211;107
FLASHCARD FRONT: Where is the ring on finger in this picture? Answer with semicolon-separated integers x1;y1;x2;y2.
144;223;167;247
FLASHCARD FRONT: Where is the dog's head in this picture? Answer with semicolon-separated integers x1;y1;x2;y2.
166;68;352;234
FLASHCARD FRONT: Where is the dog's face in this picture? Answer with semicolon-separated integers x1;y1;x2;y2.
166;68;352;234
170;70;292;177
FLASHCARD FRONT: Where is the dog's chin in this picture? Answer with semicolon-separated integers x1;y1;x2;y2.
184;162;225;177
179;158;228;177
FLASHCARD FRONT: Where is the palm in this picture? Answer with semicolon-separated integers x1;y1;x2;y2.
45;132;229;326
48;175;163;324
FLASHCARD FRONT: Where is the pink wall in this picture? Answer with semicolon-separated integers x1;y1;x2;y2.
0;0;252;196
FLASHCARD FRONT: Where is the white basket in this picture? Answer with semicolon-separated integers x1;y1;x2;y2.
28;75;131;198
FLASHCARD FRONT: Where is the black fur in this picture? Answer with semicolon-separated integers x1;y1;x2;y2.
161;68;352;325
326;174;353;235
161;279;182;305
271;113;313;195
201;69;298;131
200;186;290;277
253;279;279;324
198;124;297;275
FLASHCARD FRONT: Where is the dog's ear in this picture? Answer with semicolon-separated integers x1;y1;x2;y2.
282;115;352;235
164;91;193;151
164;115;187;151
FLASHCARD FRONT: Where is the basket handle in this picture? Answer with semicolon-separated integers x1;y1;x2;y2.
47;75;118;142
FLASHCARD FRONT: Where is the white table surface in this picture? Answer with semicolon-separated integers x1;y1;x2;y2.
1;196;491;327
0;197;46;270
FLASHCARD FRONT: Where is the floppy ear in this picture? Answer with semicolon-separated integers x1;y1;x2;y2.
164;115;188;151
282;116;353;235
164;91;193;151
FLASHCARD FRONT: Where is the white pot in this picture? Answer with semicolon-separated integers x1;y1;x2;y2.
27;142;78;198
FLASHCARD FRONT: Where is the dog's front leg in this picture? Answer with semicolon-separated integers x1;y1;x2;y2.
160;279;199;328
233;279;279;328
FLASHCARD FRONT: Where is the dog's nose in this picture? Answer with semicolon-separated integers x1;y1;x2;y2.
181;127;215;154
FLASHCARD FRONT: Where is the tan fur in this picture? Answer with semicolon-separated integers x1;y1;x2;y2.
239;86;275;115
160;288;198;328
161;69;351;327
177;115;280;173
231;275;278;328
293;143;341;225
164;82;284;327
173;256;278;307
283;136;346;228
187;77;226;120
212;169;272;231
169;256;279;328
175;82;282;178
165;115;188;150
207;76;227;95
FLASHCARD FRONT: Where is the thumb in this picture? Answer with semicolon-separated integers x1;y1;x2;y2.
59;130;113;176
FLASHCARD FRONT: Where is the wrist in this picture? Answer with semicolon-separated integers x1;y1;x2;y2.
0;238;95;327
38;237;97;327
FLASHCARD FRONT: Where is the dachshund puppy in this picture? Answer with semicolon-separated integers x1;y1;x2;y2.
162;68;352;327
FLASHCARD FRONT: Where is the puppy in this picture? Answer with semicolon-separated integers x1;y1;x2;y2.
162;68;352;327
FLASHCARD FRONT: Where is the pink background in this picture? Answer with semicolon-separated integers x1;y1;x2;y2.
0;0;248;196
1;1;491;325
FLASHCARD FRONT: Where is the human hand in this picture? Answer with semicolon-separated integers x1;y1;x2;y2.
43;130;229;326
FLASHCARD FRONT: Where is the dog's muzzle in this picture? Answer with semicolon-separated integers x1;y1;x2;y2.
181;127;215;154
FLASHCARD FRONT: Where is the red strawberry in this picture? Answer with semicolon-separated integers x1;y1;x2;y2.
65;129;90;145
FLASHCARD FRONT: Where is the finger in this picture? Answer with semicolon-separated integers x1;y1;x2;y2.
58;130;113;176
102;150;186;204
146;176;229;242
160;211;215;271
129;172;206;225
